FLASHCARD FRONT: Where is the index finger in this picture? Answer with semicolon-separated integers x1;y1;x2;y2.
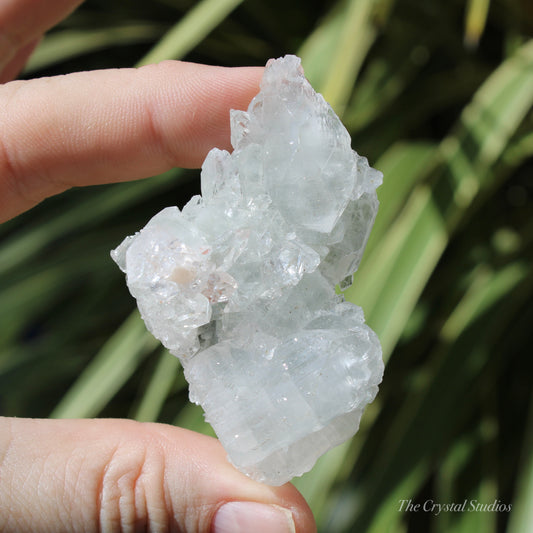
0;61;263;222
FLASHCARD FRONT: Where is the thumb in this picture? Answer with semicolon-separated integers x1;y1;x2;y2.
0;417;316;533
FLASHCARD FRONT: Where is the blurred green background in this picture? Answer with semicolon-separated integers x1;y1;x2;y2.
1;0;532;531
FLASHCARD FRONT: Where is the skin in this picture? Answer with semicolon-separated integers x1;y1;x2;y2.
0;1;317;532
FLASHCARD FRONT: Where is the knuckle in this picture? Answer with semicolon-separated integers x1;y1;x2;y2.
0;83;53;211
139;93;179;169
0;129;21;200
136;61;190;167
96;426;169;533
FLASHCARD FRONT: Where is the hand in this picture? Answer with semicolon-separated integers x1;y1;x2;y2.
0;2;316;532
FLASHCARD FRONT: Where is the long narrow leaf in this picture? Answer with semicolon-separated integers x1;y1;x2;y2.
25;24;164;73
353;261;531;531
346;38;533;360
507;396;533;533
138;0;245;65
131;349;182;422
50;311;158;419
0;170;182;277
300;0;381;115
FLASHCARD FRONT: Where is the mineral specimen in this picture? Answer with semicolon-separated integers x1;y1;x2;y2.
112;55;384;485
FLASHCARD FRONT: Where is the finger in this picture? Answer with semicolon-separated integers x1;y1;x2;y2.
0;0;83;72
0;60;263;222
0;417;316;533
0;38;39;84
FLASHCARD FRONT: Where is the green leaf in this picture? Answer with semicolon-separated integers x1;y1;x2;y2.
299;0;385;116
0;170;182;278
50;311;158;419
25;24;164;73
353;262;530;532
345;38;533;360
507;396;533;533
131;349;182;422
365;141;438;256
138;0;245;65
464;0;491;48
173;402;216;437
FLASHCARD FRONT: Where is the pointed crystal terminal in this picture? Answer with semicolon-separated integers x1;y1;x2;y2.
111;55;383;485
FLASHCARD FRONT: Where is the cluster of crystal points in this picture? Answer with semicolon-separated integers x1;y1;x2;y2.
112;55;384;486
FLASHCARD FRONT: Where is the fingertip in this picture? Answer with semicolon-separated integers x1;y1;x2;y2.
144;422;316;532
137;60;264;167
213;502;296;533
271;482;317;533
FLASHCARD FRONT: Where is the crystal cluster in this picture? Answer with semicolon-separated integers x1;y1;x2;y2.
112;55;384;485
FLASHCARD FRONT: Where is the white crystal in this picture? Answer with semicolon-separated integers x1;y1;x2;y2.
111;55;384;485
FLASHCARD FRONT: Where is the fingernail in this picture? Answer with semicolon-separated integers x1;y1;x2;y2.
213;502;296;533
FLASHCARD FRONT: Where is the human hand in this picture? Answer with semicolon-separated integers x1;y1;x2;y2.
0;1;263;222
0;2;316;532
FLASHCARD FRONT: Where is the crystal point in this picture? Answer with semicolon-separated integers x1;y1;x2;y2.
112;55;383;485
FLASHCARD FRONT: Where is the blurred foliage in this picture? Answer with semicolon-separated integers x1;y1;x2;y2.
1;0;532;531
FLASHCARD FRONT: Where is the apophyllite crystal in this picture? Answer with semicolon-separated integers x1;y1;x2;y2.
112;55;383;485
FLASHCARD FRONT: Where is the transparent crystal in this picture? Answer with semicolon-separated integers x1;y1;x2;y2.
111;55;384;485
